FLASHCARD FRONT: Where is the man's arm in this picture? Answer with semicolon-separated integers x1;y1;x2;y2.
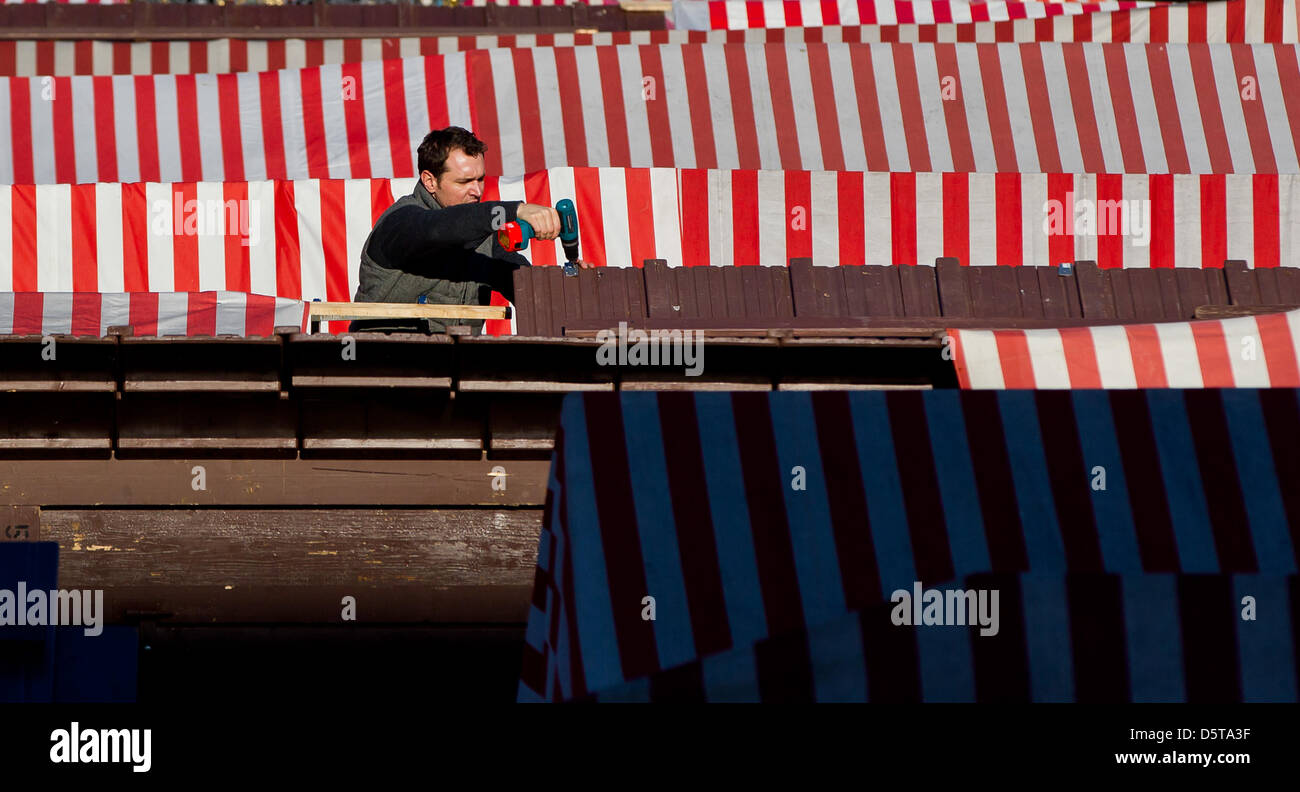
371;200;521;270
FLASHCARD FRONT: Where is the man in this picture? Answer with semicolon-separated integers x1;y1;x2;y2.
350;127;590;334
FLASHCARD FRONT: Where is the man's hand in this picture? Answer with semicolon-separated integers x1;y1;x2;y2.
575;259;597;269
516;203;561;240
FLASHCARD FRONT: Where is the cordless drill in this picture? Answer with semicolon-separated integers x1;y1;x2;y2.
498;198;581;276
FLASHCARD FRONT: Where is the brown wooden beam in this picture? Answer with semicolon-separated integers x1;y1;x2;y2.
1194;304;1300;319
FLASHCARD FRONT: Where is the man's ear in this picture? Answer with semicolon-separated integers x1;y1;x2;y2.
420;171;438;194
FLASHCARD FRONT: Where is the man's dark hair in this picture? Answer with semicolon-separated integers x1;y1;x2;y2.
417;127;487;181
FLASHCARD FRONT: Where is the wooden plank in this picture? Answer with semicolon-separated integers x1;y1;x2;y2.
898;265;941;316
1016;267;1045;319
1224;259;1259;305
488;395;561;456
43;508;542;624
1125;269;1168;322
1152;268;1185;320
1255;267;1283;304
642;259;674;318
1075;261;1115;319
577;266;602;320
1175;268;1214;316
771;267;795;317
310;302;508;321
596;267;619;322
723;266;748;319
1277;269;1300;303
1194;304;1300;319
861;266;905;317
0;506;40;541
739;266;764;318
674;267;700;319
704;265;729;319
560;260;584;322
512;268;536;337
935;257;973;318
625;266;647;323
531;265;558;338
789;258;821;316
301;391;482;453
988;266;1024;318
841;265;869;315
819;266;849;316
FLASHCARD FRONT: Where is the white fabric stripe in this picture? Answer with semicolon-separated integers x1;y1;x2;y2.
42;292;72;335
30;78;55;184
0;80;11;184
1124;43;1169;173
996;42;1040;172
215;291;246;336
344;179;372;301
914;171;944;267
194;181;226;292
236;72;266;185
322;40;344;70
444;52;473;130
784;42;823;172
95;183;124;293
1244;0;1267;43
650;167;682;267
1028;332;1076;389
744;45;784;170
1040;44;1085;173
360;39;383;66
618;44;654;169
317;65;351;180
111;75;139;184
193;74;225;182
402;57;431;173
573;46;611;169
864;171;891;265
757;169;784;268
1083;43;1125;173
700;43;738;170
955;44;996;177
534;167;570;268
489;49;526;176
278;67;308;183
828;45;867;171
36;184;71;290
99;293;131;336
532;50;568;169
1282;174;1300;275
1208;44;1255;174
151;75;182;184
1254;46;1300;173
600;168;633;269
710;169;730;268
53;43;74;79
70;77;98;183
956;330;1007;389
811;170;839;267
1153;320;1205;388
360;59;393;179
1089;325;1139;388
870;44;910;170
1072;173;1097;264
1225;314;1272;386
15;42;35;79
129;44;149;76
170;42;189;76
1172;173;1201;269
145;183;175;293
1023;173;1051;267
912;43;952;172
156;291;190;336
294;180;327;301
247;180;277;297
658;44;697;170
0;293;10;335
248;43;269;75
1287;2;1300;44
284;40;306;72
1164;45;1212;174
1224;174;1254;262
968;173;996;267
0;187;10;292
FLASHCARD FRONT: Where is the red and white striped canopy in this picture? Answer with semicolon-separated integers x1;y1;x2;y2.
0;291;308;337
674;0;1165;29
950;309;1300;388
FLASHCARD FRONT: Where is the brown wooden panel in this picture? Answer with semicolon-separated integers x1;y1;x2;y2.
811;266;847;316
512;269;537;337
533;266;559;338
771;267;795;317
1174;268;1216;315
860;266;905;317
739;266;764;318
1109;268;1137;321
1255;267;1283;304
789;258;821;317
1152;268;1185;320
753;266;777;317
1277;269;1300;303
841;266;868;315
1125;269;1169;322
578;266;602;320
1016;268;1045;319
643;259;674;318
1224;259;1259;305
625;266;648;323
1075;261;1115;319
704;266;729;319
596;268;619;322
935;257;973;318
560;262;584;323
898;265;941;317
0;506;39;542
488;394;561;456
674;268;701;319
301;391;482;454
722;266;748;319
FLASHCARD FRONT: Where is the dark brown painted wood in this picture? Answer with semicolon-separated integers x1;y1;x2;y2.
789;258;821;317
1224;259;1259;305
1075;261;1115;319
1194;305;1300;319
859;266;905;317
512;268;537;337
642;259;674;319
898;265;941;317
0;506;39;542
1126;269;1168;321
1277;269;1300;303
935;257;973;318
771;267;796;318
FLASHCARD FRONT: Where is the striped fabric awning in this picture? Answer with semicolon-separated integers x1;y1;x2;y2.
3;172;1298;307
521;390;1300;701
5;41;1300;184
675;0;1166;30
584;574;1299;702
950;309;1300;389
0;291;309;336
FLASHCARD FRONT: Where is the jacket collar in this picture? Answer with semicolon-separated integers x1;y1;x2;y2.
414;180;442;211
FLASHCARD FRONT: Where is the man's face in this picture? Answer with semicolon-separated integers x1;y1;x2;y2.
423;148;485;206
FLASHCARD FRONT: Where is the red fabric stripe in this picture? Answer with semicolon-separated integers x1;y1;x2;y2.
35;42;53;79
188;291;217;336
1111;9;1131;43
680;169;711;267
305;40;324;70
892;44;931;172
1187;1;1208;43
340;63;372;179
1124;324;1168;388
371;179;395;225
837;171;865;267
300;69;330;179
574;168;606;269
70;292;101;337
638;45;674;169
1019;45;1062;173
624;168;656;268
9;78;33;185
785;170;812;261
244;292;274;337
319;180;350;307
150;42;168;75
382;59;413;179
807;45;845;171
996;178;1026;273
171;184;200;292
1253;174;1280;268
1190;320;1235;387
91;76;118;184
0;43;14;79
216;73;245;183
1047;174;1075;268
994;330;1036;388
885;392;957;585
1145;46;1191;173
1226;0;1247;41
70;184;97;292
1063;45;1106;173
267;41;285;73
782;0;802;27
1255;314;1300;386
342;39;362;67
510;50;546;175
129;291;158;336
523;170;556;269
275;180;302;299
257;71;286;182
174;75;202;183
725;45;761;170
381;38;400;64
553;49;590;168
597;47;631;167
1148;5;1169;44
1231;45;1277;174
111;43;128;76
223;181;251;294
1058;327;1102;387
976;45;1019;172
1103;45;1146;173
189;41;207;75
935;44;975;173
732;169;760;267
1186;45;1235;174
74;41;92;77
467;52;500;176
484;289;511;337
763;43;802;170
847;45;891;171
1096;174;1125;269
121;182;148;291
890;172;916;266
12;292;43;335
1274;46;1300;172
229;40;247;74
1200;174;1227;268
940;173;969;264
423;55;449;133
1149;174;1175;268
51;78;76;183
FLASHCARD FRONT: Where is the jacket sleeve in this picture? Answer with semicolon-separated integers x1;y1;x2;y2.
369;200;521;270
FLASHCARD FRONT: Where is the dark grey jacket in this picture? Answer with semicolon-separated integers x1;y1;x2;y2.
349;182;530;334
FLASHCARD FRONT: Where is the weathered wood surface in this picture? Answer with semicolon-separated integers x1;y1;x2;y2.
0;459;550;507
43;508;542;623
